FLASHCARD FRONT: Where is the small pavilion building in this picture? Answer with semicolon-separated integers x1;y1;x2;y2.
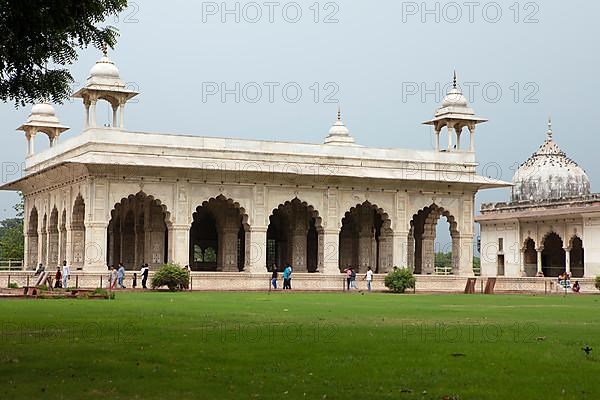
477;120;599;278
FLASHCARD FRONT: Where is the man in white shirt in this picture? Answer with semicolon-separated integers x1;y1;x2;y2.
62;261;70;289
364;267;373;292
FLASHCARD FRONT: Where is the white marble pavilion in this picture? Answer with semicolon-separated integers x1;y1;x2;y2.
1;53;507;280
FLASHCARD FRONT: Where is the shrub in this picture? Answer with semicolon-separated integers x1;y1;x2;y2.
384;267;416;294
151;263;189;291
595;276;600;291
8;282;18;289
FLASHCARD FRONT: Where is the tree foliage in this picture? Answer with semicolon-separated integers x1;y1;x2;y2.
151;264;190;291
0;0;128;106
384;268;416;294
0;194;25;260
435;252;453;269
0;218;24;260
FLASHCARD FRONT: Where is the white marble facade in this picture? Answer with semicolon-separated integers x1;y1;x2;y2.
2;55;507;276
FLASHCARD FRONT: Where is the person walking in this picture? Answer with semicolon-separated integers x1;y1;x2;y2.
54;266;62;289
350;267;357;290
344;267;352;291
271;265;278;290
141;264;149;289
364;267;373;292
132;273;137;289
282;265;289;290
61;261;70;289
284;263;293;290
110;266;118;289
117;263;126;289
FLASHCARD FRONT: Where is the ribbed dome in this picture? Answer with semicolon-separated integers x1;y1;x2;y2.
512;120;590;202
90;56;120;79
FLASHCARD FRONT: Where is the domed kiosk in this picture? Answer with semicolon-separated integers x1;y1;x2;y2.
512;119;590;202
477;119;600;279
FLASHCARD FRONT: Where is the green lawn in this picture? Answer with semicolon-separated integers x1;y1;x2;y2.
1;292;599;399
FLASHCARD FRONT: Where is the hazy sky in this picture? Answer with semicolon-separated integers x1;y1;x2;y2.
1;0;598;248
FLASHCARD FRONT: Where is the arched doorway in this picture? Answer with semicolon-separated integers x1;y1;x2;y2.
267;198;322;272
107;192;170;269
522;238;537;277
569;236;584;278
190;195;248;272
339;201;393;274
27;207;39;268
541;232;565;278
71;195;86;269
409;204;459;275
48;207;59;267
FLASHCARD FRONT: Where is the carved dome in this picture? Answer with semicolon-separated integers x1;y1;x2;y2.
441;87;468;108
512;120;590;202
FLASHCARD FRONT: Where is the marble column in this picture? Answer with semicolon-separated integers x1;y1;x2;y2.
468;125;476;152
391;231;408;271
247;226;268;273
536;249;543;275
421;233;435;275
82;222;108;272
168;224;190;267
89;100;97;127
564;249;571;275
119;102;126;128
321;229;340;275
112;105;119;127
454;234;474;277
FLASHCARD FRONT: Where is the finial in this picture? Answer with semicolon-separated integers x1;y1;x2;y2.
547;116;553;139
337;105;341;121
453;70;457;89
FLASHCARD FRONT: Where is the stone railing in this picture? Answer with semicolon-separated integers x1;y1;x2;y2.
0;271;597;294
0;260;24;271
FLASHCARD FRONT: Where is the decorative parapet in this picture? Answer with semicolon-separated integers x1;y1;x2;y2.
480;194;600;214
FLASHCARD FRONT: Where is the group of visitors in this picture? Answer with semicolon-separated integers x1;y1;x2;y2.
34;261;70;289
105;262;150;289
557;271;580;292
343;266;373;292
107;263;126;289
558;271;572;289
558;271;581;293
270;263;293;290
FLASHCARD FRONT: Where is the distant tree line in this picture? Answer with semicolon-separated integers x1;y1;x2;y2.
0;194;24;260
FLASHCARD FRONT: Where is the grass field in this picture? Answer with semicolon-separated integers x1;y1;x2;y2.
1;292;599;399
